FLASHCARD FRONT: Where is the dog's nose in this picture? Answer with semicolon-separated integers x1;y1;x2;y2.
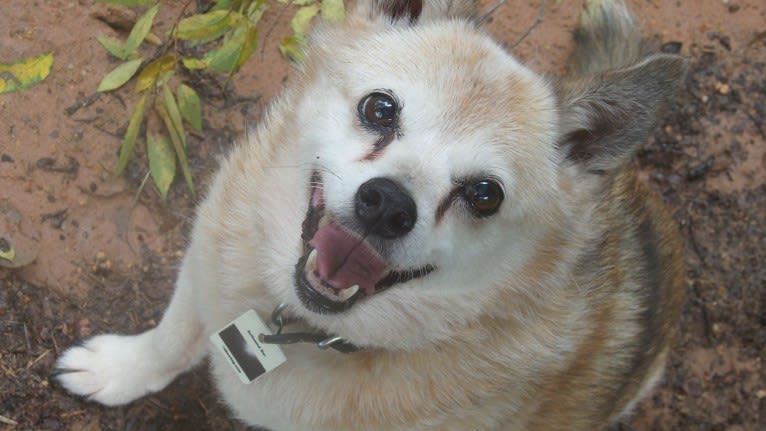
355;178;417;239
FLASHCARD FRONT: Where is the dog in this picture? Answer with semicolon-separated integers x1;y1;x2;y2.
56;0;686;429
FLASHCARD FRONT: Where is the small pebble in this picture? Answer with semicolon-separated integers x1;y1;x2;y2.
714;82;730;95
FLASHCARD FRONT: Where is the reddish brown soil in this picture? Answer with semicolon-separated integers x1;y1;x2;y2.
1;0;764;430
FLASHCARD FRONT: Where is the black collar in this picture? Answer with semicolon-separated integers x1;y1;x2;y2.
257;304;361;354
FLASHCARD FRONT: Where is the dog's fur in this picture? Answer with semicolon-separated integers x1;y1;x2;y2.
56;0;685;429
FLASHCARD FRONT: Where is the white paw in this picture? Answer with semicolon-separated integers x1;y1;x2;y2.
56;333;176;406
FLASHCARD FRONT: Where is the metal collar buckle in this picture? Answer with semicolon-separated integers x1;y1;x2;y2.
257;303;360;353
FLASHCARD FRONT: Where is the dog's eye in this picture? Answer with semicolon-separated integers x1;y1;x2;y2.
465;180;504;217
359;92;398;130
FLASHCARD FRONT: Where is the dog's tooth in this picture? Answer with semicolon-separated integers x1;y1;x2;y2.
306;249;318;272
337;285;359;302
318;216;330;229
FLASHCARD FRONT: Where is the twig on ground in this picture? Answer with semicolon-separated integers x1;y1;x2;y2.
60;410;87;419
65;92;101;116
51;329;59;355
746;111;765;138
261;1;294;61
686;216;707;265
510;0;547;49
26;349;50;370
91;124;124;139
133;170;152;208
0;414;18;426
23;322;31;352
197;398;211;416
477;0;507;25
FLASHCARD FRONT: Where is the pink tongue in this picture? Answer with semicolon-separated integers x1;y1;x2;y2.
308;223;388;295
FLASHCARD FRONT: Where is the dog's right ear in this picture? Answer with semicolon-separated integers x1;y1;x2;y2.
555;54;686;173
353;0;478;25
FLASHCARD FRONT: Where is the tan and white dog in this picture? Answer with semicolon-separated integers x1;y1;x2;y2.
56;0;686;429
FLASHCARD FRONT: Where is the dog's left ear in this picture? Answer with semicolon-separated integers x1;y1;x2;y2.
370;0;424;23
354;0;478;25
556;54;686;173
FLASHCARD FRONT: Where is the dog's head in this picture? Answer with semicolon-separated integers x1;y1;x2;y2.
278;0;684;349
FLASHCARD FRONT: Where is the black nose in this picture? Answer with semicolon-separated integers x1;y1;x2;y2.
355;178;417;239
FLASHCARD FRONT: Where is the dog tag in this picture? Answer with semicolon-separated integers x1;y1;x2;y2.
210;310;287;384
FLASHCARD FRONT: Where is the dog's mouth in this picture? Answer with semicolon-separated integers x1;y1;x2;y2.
294;173;434;314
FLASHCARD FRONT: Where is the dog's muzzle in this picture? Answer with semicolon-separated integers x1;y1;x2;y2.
294;173;434;314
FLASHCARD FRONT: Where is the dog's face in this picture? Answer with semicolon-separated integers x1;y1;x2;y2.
278;15;563;348
271;0;684;349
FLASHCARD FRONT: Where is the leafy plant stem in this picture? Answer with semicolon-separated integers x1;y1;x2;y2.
167;0;197;44
260;0;292;60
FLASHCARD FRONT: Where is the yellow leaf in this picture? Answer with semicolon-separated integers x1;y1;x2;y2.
0;53;54;94
0;245;15;262
279;34;307;65
291;4;319;35
320;0;344;22
98;58;143;92
146;131;176;199
134;54;177;92
181;57;208;70
246;0;268;20
145;32;162;45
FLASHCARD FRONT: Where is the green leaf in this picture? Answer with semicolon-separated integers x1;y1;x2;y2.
157;99;194;195
156;70;174;87
203;45;233;73
278;34;307;64
125;3;160;57
202;47;220;70
205;24;253;73
115;93;148;176
175;10;242;42
181;57;208;70
235;25;259;71
212;0;232;9
162;83;185;147
134;54;176;92
177;84;202;131
0;245;15;262
147;131;176;199
320;0;344;22
97;58;143;92
97;36;127;60
211;0;244;11
0;53;54;94
291;4;319;35
246;0;268;20
96;0;154;5
276;0;315;5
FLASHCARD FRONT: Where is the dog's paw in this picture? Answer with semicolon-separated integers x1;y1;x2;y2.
55;333;175;406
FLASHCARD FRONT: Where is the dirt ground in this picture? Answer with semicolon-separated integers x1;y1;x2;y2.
0;0;764;430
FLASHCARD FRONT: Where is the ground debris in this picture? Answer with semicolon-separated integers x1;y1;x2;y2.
35;156;80;176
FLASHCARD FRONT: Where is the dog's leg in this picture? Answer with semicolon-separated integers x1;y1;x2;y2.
55;258;206;406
